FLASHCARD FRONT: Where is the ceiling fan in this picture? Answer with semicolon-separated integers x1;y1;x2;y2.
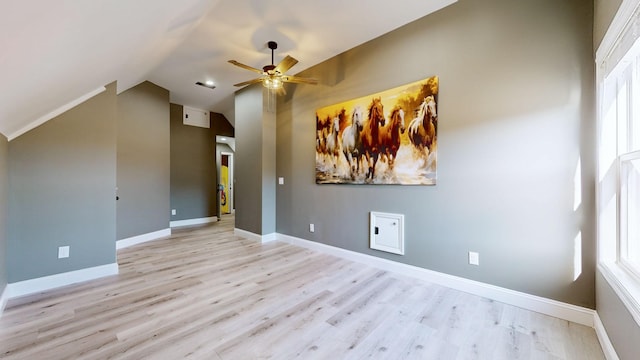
228;41;318;93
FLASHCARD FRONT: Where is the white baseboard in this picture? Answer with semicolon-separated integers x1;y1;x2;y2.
116;228;171;250
594;312;620;360
234;228;277;243
170;216;218;228
277;233;596;327
262;233;277;243
5;263;119;300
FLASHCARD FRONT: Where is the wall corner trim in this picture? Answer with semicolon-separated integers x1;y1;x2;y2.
0;285;9;317
5;263;118;300
594;312;621;360
116;228;171;250
275;233;597;327
234;228;276;243
170;217;218;228
7;86;107;141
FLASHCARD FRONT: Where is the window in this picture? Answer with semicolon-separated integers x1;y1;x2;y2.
597;0;640;326
621;154;640;270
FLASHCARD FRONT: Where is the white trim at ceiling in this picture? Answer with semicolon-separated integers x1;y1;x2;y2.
7;86;106;141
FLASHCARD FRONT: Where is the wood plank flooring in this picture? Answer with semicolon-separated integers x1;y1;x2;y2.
0;216;605;359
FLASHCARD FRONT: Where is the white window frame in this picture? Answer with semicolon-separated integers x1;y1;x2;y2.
596;0;640;327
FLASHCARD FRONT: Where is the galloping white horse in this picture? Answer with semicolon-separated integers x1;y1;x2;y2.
341;106;364;178
325;117;341;168
408;95;437;152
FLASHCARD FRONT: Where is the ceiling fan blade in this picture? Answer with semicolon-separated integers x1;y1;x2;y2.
282;75;318;85
228;60;264;74
233;78;263;87
275;55;299;74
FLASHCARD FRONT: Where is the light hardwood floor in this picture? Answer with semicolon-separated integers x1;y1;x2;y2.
0;216;605;359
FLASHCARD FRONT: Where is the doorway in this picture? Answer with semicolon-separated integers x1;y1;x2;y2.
220;152;234;215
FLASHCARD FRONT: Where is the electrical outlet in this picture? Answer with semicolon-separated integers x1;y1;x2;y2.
309;223;315;233
469;251;479;266
58;246;70;259
171;209;177;216
278;177;284;185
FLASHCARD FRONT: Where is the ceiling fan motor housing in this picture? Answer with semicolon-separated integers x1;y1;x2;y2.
263;64;277;74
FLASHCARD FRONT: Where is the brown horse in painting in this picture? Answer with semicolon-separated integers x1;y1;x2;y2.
408;95;437;152
378;106;405;169
359;97;386;181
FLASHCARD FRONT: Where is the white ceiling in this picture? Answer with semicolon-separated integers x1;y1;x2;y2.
0;0;456;139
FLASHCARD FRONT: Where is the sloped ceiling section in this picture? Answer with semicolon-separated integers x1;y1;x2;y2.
0;0;457;139
0;0;216;139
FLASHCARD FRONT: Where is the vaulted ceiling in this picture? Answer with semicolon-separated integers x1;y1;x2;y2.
0;0;457;139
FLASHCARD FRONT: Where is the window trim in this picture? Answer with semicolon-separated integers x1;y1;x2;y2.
619;151;640;276
597;0;640;328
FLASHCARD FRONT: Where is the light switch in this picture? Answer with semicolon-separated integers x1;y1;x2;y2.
58;246;70;259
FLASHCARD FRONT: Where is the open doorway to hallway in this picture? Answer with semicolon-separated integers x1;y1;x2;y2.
216;135;235;220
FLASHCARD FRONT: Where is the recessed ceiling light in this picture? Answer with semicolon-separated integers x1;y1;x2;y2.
196;81;215;90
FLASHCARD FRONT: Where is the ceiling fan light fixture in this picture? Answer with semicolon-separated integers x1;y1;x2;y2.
263;74;283;90
229;40;316;92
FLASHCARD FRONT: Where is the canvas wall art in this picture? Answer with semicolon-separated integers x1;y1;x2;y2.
316;76;438;185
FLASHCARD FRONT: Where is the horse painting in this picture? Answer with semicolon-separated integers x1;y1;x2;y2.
378;106;405;169
408;95;437;152
315;75;439;185
341;106;364;178
360;97;386;181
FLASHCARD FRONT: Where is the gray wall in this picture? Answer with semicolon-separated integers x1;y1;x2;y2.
117;81;170;240
276;0;596;308
235;85;276;235
594;1;640;359
235;86;263;234
8;83;117;282
169;103;216;221
0;134;8;293
169;104;234;222
262;98;276;235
